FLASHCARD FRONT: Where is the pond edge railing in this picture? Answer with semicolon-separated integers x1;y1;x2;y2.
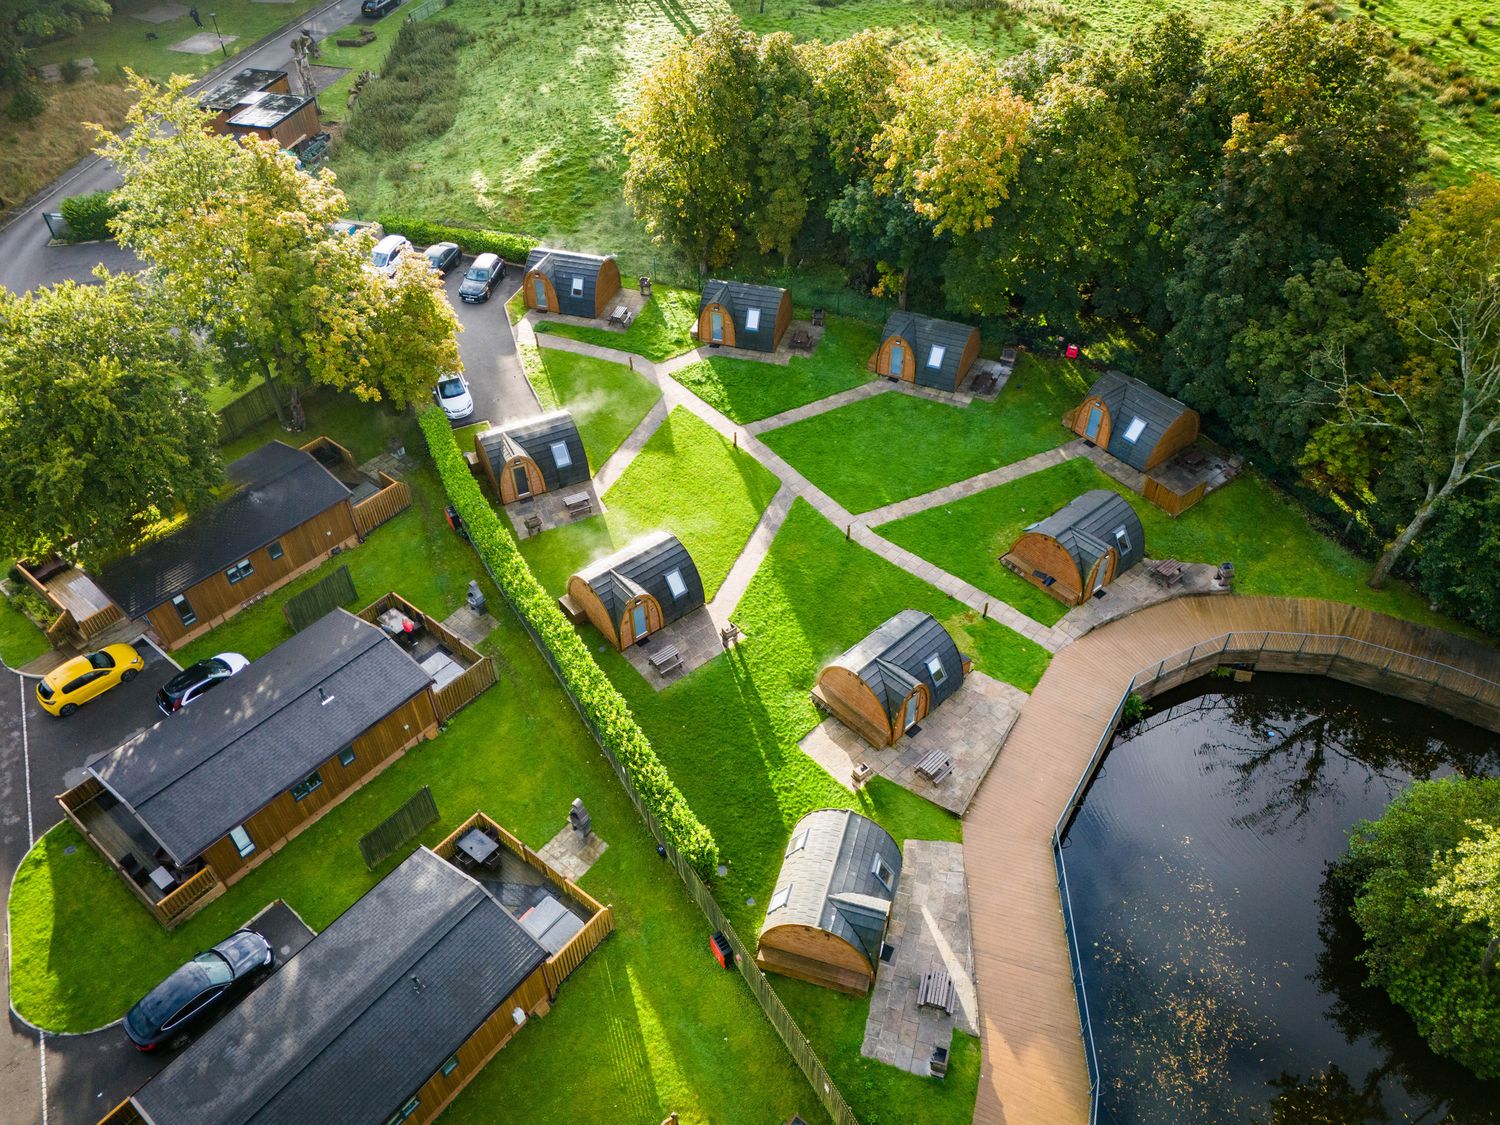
1049;628;1500;1125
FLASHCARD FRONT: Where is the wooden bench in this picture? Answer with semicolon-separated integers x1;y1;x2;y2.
918;969;956;1014
1150;558;1186;588
915;750;953;785
789;328;813;352
563;491;593;518
648;643;682;676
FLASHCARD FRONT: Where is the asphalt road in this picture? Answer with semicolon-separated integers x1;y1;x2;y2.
438;257;537;427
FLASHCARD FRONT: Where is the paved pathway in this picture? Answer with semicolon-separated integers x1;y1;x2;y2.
705;485;795;628
862;443;1086;527
744;381;889;435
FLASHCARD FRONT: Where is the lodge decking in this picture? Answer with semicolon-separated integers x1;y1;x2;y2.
967;595;1500;1125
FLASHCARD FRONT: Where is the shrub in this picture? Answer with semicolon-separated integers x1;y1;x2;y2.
341;20;472;154
418;407;720;875
1341;777;1500;1078
379;215;538;263
6;80;45;123
59;190;120;242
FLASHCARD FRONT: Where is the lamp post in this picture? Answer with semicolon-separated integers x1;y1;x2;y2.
209;11;228;57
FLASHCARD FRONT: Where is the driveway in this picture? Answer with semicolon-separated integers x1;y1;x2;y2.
439;257;537;429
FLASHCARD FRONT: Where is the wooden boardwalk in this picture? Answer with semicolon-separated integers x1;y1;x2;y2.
966;595;1500;1125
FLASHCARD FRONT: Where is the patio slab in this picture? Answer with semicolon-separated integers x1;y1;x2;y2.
537;822;609;881
533;288;650;333
861;839;978;1075
1052;559;1221;643
502;481;606;538
440;604;499;648
170;31;237;53
798;671;1025;815
620;607;735;688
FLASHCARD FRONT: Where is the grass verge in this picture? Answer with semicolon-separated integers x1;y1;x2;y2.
526;347;662;469
0;595;48;668
533;285;700;362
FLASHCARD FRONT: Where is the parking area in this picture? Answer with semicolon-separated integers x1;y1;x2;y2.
437;255;534;428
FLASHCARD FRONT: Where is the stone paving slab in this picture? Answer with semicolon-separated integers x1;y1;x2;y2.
170;31;237;52
704;484;792;627
863;442;1086;527
537;823;608;881
531;289;650;334
799;671;1025;815
745;380;890;435
862;839;978;1075
619;608;735;689
502;481;606;538
1053;560;1222;642
440;605;499;648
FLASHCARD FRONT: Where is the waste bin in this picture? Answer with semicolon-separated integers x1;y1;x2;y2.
709;931;733;970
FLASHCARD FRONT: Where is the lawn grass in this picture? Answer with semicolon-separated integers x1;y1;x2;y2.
526;347;662;469
520;406;779;600
0;594;48;668
874;455;1464;632
0;80;132;223
761;354;1090;514
666;315;879;424
533;285;701;362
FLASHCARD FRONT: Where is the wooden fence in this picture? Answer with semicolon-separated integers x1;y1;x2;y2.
358;592;496;720
15;559;124;643
354;473;413;536
217;380;288;440
1143;475;1206;517
359;786;440;868
153;866;222;927
96;1099;146;1125
300;434;357;470
284;565;356;633
542;906;616;997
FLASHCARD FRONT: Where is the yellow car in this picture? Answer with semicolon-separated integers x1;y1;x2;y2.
36;644;145;717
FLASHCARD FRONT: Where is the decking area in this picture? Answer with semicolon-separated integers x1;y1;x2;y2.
967;595;1500;1125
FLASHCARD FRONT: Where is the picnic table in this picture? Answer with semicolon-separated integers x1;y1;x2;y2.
918;969;956;1014
789;328;813;352
563;491;592;517
456;827;500;868
1151;559;1187;588
608;304;631;327
648;643;682;676
915;750;953;785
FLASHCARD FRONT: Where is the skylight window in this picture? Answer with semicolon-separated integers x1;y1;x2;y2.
769;884;792;912
1122;416;1147;443
1114;526;1132;554
926;654;947;685
745;308;761;332
927;344;946;369
570;276;584;298
550;441;572;469
786;829;810;856
665;568;688;599
871;855;894;891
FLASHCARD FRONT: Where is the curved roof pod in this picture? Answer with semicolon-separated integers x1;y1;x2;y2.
566;531;704;650
1071;370;1199;472
697;279;792;352
756;808;902;995
815;610;968;747
1003;490;1146;606
872;312;980;392
475;411;589;503
523;248;621;319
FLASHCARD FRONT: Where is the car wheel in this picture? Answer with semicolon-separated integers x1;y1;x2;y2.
121;669;138;683
58;703;77;717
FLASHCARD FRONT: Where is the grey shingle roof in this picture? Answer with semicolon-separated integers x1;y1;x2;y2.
699;279;786;352
1025;490;1145;580
476;411;590;490
96;441;351;619
226;92;312;130
132;848;549;1125
90;609;431;864
764;809;901;969
574;531;703;627
525;248;615;318
880;312;976;390
198;68;285;112
1086;370;1194;471
828;610;965;724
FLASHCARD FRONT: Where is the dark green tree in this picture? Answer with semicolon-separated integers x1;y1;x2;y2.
827;179;938;310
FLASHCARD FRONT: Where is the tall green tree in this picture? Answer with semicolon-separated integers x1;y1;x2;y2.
98;72;460;424
827;179;937;309
0;271;221;562
746;32;814;265
1303;177;1500;588
1429;819;1500;977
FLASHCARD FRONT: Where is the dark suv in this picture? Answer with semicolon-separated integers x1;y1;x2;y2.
125;930;274;1051
361;0;400;16
157;652;248;715
459;253;503;303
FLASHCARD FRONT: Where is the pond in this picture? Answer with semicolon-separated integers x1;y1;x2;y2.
1061;673;1500;1124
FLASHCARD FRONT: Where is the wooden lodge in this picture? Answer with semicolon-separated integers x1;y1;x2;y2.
101;833;614;1125
756;809;902;995
224;90;320;149
812;610;970;748
695;280;792;352
197;67;290;134
565;532;703;651
58;609;441;928
1001;490;1145;607
522;248;622;319
870;312;980;393
1066;370;1199;473
475;411;590;504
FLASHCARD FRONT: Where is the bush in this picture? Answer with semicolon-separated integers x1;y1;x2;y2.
341;20;472;154
59;190;120;242
418;407;720;875
1341;776;1500;1078
379;215;538;263
6;80;45;123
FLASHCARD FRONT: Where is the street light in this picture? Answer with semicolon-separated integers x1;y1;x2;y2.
208;12;227;57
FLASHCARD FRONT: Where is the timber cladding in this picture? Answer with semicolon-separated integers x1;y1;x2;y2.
696;280;792;352
522;248;622;318
1069;370;1199;471
815;666;925;747
872;312;980;391
565;532;704;651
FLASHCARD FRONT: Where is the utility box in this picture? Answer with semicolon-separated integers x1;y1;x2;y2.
709;931;733;969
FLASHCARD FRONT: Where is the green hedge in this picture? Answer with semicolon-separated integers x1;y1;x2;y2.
419;407;721;875
380;216;539;264
59;191;120;242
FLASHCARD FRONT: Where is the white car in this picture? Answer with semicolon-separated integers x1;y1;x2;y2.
369;233;412;278
435;373;474;420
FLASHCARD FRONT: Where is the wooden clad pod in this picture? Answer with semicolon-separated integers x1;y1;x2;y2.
756;923;877;995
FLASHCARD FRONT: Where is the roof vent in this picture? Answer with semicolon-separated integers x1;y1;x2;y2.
318;686;336;706
410;975;426;993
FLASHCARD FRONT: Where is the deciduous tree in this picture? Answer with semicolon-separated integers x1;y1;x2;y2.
746;32;814;265
1429;819;1500;977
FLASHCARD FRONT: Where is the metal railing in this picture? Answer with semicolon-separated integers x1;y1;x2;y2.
1049;628;1500;1124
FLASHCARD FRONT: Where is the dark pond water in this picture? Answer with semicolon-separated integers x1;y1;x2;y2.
1061;673;1500;1124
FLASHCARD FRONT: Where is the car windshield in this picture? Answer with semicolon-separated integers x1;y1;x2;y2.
87;651;115;670
194;950;234;987
204;657;230;676
426;247;449;262
371;250;391;267
438;378;466;399
467;267;491;282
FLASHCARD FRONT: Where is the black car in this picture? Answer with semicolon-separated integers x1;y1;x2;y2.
157;652;249;715
459;252;503;303
361;0;400;16
424;241;462;275
124;929;273;1051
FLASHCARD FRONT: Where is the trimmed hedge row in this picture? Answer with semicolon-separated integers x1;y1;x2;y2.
380;216;539;264
59;191;120;242
419;407;721;875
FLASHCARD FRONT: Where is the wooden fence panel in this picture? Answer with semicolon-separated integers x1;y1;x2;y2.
353;475;412;536
1142;475;1205;517
216;381;286;440
541;905;615;997
153;867;221;927
433;658;498;721
358;786;440;868
283;565;356;633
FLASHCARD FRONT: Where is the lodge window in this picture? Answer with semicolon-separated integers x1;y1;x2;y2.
172;594;197;627
225;558;254;584
291;771;324;801
926;654;947;686
785;829;809;857
441;1054;460;1077
267;540;284;561
745;307;761;332
769;883;792;912
229;825;256;858
665;568;687;600
550;441;572;470
570;276;583;298
385;1097;421;1125
871;854;894;891
927;344;945;369
1113;526;1132;554
1122;416;1147;444
339;746;356;768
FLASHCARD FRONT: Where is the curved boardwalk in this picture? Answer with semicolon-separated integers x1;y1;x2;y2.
967;595;1500;1125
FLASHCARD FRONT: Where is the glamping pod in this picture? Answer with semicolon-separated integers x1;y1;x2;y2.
475;411;589;504
696;280;792;352
813;610;970;748
566;532;703;651
871;312;980;392
1068;370;1199;472
1002;490;1145;607
756;809;902;995
522;248;622;319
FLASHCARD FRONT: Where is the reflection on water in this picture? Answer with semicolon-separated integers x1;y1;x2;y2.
1062;674;1500;1124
